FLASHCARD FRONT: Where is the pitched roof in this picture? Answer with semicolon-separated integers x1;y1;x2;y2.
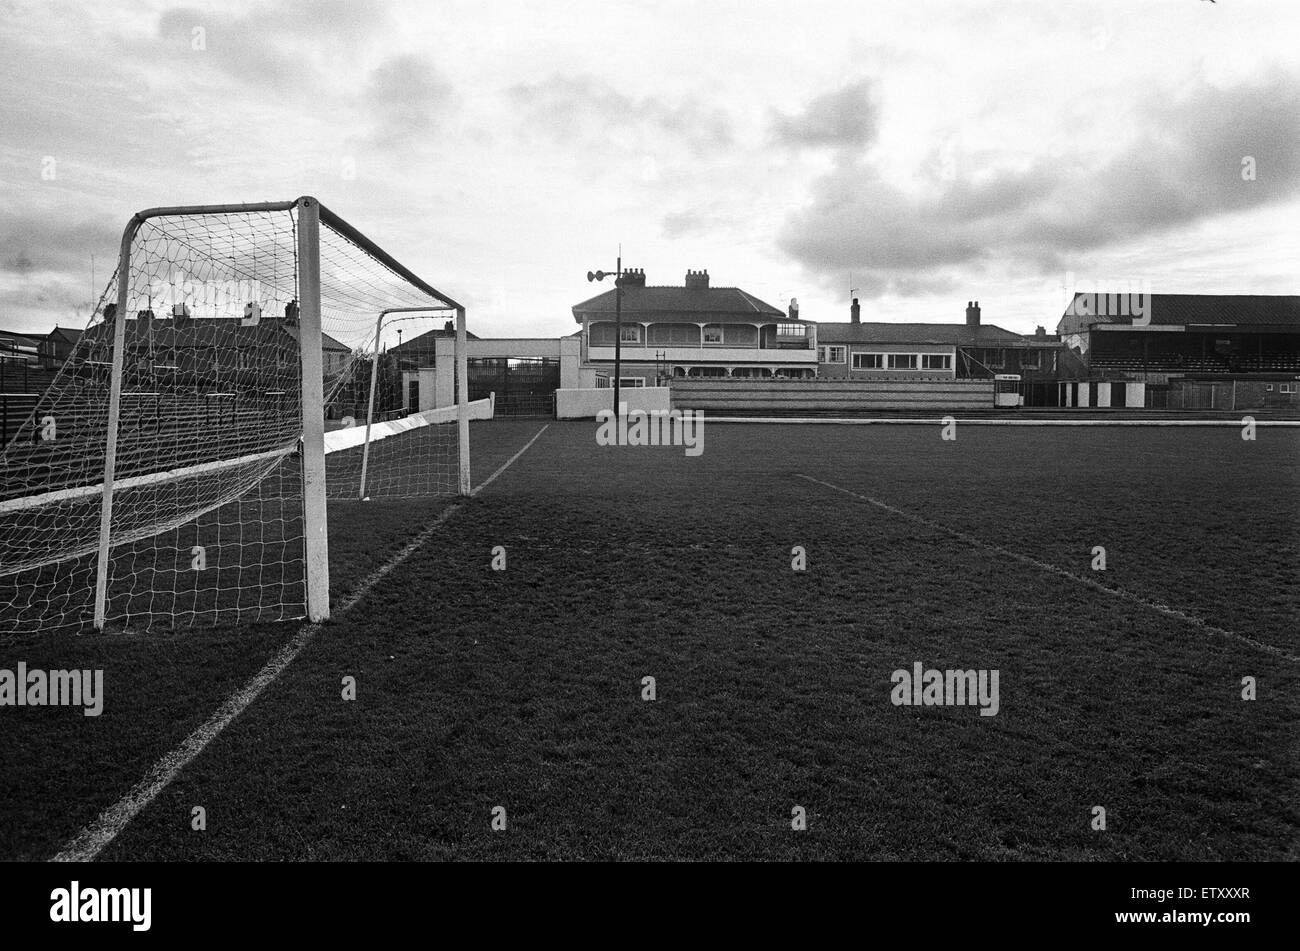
815;322;1029;346
1057;293;1300;335
572;285;785;321
83;317;349;351
49;327;84;342
389;325;479;354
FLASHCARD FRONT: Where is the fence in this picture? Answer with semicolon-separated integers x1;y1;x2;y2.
668;378;995;415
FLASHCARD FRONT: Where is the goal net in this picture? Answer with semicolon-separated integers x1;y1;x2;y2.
0;197;471;637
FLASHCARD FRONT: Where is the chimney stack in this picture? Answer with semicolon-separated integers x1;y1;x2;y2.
619;267;646;287
850;297;861;324
965;300;981;327
1035;325;1046;338
788;297;799;320
684;268;709;290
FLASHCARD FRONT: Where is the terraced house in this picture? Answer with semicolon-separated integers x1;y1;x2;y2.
815;300;1060;382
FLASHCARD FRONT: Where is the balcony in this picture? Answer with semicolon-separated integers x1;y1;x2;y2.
587;346;818;364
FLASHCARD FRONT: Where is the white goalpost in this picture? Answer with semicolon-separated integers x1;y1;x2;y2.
0;196;472;636
344;305;473;502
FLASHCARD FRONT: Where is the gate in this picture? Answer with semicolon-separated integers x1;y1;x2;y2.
1178;381;1234;410
466;357;559;417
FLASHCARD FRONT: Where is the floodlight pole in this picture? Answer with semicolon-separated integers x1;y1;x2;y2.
613;254;623;418
587;254;628;417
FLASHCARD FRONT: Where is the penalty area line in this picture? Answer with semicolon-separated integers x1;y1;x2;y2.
50;423;551;863
796;473;1300;665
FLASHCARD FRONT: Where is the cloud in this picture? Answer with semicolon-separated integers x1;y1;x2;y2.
0;212;124;332
363;54;456;147
153;0;392;92
780;72;1300;295
770;80;879;150
0;213;121;278
662;210;708;239
507;75;733;156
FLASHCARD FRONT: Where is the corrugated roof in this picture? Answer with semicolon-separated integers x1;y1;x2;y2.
1057;293;1300;334
815;322;1029;346
572;285;786;320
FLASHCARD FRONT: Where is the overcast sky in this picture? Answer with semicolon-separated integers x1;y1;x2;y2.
2;0;1298;339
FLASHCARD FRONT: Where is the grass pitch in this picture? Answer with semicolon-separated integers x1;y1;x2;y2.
2;419;1297;860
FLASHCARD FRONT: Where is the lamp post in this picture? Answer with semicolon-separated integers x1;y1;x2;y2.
587;253;629;416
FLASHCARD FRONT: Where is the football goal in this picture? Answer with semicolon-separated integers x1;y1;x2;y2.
0;196;472;636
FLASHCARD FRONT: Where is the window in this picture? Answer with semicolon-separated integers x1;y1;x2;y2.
618;377;646;388
1020;350;1041;369
1281;383;1296;394
979;349;1004;368
777;323;806;337
821;346;846;364
703;326;723;344
888;354;918;370
619;325;641;343
1265;384;1274;391
921;354;951;370
852;352;883;370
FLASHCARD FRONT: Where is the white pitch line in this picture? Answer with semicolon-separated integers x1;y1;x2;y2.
51;423;551;863
471;424;549;497
796;473;1300;665
703;417;1300;427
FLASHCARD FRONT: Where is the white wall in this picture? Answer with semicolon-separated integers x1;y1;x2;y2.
400;369;438;412
559;336;582;389
556;386;671;419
